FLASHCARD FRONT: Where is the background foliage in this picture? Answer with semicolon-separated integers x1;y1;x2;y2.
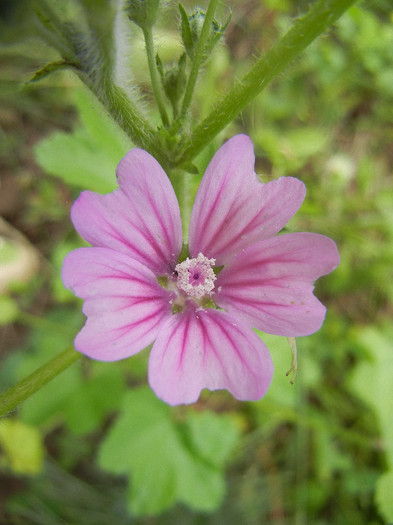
1;0;393;523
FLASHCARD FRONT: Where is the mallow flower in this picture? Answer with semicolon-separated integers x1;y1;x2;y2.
62;134;339;405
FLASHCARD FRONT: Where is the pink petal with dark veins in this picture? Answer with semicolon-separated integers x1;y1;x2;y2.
216;233;340;336
148;308;274;405
62;247;172;361
189;134;306;265
71;149;182;274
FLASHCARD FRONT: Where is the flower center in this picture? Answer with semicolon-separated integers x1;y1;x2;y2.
175;253;216;299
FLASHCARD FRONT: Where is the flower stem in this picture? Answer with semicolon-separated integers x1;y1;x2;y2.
98;78;168;167
176;0;357;165
180;0;220;119
170;169;192;243
143;27;170;128
35;0;169;167
0;346;81;418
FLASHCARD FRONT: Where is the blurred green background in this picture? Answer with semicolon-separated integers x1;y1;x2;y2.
1;0;393;523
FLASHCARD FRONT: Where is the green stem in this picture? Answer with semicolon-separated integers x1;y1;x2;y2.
176;0;357;165
143;28;170;128
180;0;219;119
0;347;81;418
36;1;168;167
170;170;192;243
74;66;171;169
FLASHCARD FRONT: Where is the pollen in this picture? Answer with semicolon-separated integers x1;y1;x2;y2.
175;253;216;299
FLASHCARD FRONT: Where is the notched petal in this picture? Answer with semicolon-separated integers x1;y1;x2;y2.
216;233;340;336
189;135;306;264
62;247;172;361
70;148;182;274
148;309;274;405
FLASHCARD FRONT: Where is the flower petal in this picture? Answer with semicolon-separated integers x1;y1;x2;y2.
216;233;340;336
62;247;172;361
148;308;274;405
71;149;182;274
189;134;306;265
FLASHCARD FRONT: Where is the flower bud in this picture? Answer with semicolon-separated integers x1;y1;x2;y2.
125;0;161;31
156;52;187;116
179;3;231;60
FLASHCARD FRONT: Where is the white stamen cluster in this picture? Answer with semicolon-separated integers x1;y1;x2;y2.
175;253;216;299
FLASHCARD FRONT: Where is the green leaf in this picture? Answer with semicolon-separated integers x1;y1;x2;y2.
185;410;240;468
34;89;130;193
375;470;393;522
62;363;127;435
350;326;393;466
0;419;44;475
17;310;83;427
313;428;351;481
50;240;84;303
29;60;72;82
255;332;297;409
350;326;393;522
256;126;330;173
98;387;240;516
18;351;82;428
0;295;19;325
179;3;193;57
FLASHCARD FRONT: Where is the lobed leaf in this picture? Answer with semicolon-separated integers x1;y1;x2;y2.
98;387;240;516
34;89;130;193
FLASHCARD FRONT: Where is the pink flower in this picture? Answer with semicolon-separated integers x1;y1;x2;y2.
62;135;339;405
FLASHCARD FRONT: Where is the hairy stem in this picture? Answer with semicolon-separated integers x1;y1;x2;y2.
82;72;169;167
143;28;170;128
36;0;169;166
0;347;81;418
180;0;220;119
176;0;357;165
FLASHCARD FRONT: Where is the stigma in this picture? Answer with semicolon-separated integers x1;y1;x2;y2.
175;253;216;299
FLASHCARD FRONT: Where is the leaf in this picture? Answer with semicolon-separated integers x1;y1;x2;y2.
17;316;127;436
34;89;130;193
29;60;72;83
350;326;393;466
50;240;84;303
256;126;330;173
185;410;240;468
350;326;393;522
0;295;19;325
375;470;393;522
0;419;44;475
74;90;129;158
62;363;127;435
179;3;194;58
18;310;83;428
98;387;240;516
313;428;351;481
18;351;82;428
286;127;329;159
255;332;297;410
0;236;39;292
